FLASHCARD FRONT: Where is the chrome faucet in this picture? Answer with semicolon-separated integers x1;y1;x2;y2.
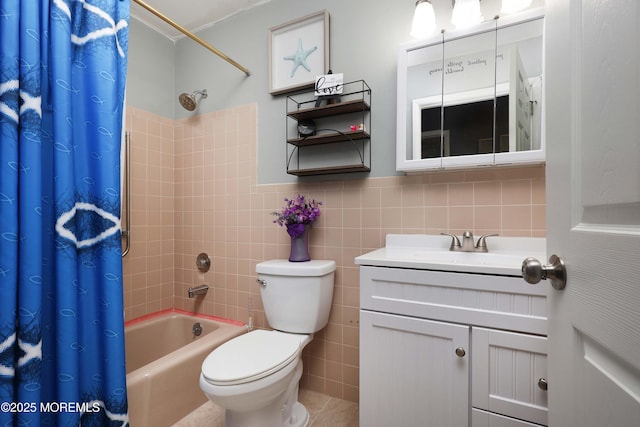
441;231;498;252
188;284;209;298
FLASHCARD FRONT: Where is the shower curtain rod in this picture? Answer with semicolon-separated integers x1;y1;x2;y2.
132;0;251;76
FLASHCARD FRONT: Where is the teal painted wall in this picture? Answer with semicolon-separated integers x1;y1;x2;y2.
127;19;176;119
127;0;544;183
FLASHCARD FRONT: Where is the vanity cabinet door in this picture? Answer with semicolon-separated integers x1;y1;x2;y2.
472;328;548;426
360;310;469;427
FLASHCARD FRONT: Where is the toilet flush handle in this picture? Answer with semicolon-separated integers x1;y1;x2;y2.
256;278;267;287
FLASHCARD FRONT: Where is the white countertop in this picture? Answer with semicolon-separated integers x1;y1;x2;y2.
355;234;546;276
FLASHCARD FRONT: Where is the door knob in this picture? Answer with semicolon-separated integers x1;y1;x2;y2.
538;378;548;391
522;254;567;290
455;347;466;358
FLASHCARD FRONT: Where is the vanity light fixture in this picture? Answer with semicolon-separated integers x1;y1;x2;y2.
411;0;484;38
500;0;533;14
411;0;437;39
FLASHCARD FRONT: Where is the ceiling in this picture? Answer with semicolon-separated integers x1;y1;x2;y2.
130;0;273;41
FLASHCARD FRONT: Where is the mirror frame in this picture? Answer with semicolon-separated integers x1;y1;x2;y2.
396;8;545;173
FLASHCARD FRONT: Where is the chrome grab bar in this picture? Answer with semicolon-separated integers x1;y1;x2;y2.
121;131;131;257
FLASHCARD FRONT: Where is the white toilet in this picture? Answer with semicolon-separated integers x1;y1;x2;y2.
199;259;336;427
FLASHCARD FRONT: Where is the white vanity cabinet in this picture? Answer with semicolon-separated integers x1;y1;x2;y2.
358;264;548;427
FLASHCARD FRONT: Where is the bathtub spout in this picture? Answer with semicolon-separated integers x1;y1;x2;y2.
188;284;209;298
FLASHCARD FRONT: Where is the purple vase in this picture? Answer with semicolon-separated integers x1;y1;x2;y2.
288;225;310;262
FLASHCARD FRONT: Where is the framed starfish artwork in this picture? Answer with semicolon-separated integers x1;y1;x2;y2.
269;10;330;95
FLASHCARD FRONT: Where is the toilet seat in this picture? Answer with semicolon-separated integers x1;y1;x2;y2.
201;330;306;386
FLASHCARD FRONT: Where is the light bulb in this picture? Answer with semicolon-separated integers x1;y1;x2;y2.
451;0;483;29
411;0;436;39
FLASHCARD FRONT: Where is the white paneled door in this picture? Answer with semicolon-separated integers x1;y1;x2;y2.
544;1;640;426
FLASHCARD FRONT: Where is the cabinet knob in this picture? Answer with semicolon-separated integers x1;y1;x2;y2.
538;378;548;391
455;347;466;358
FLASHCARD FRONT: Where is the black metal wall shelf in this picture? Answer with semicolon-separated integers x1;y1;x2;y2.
285;80;371;176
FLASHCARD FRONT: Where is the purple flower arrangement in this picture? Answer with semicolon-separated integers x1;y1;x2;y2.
272;195;322;238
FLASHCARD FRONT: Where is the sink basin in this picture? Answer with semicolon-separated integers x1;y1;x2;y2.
355;234;546;276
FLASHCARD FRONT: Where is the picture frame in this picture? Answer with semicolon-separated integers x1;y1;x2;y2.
269;10;330;96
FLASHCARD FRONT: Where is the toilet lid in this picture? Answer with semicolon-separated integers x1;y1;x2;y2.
201;330;304;385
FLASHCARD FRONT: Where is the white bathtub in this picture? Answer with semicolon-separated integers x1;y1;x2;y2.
125;309;246;426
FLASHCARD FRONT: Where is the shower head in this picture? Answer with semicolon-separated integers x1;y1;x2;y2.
179;89;208;111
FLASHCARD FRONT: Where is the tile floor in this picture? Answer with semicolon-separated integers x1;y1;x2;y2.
172;389;358;427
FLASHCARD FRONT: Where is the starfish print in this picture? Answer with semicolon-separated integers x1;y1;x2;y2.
283;38;318;78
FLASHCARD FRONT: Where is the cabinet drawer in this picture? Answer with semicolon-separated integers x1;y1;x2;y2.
472;408;545;427
472;328;548;426
360;266;547;335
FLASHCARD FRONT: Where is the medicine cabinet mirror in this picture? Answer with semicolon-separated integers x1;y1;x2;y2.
396;9;544;172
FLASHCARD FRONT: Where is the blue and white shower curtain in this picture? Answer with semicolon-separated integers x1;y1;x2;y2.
0;1;129;425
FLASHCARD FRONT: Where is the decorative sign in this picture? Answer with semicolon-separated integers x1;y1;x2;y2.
427;52;503;78
421;50;508;95
314;73;343;97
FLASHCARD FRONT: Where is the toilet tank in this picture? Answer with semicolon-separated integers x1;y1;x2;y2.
256;260;336;334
